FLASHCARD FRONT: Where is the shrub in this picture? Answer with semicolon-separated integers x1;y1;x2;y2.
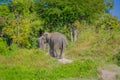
95;14;120;32
116;51;120;66
8;43;18;52
0;38;7;55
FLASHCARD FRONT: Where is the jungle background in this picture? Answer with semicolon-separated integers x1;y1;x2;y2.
0;0;120;80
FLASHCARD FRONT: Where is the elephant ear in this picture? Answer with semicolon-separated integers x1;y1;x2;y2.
43;32;50;42
43;32;49;38
41;36;46;43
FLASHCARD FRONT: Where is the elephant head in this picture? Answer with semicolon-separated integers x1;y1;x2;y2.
42;32;51;43
42;32;67;59
37;36;46;51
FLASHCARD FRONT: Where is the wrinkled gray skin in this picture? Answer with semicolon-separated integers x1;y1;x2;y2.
38;36;46;51
43;32;67;59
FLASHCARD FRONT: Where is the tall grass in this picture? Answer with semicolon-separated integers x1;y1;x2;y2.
66;28;120;65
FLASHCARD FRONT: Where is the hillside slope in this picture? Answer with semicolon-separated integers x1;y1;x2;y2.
0;29;120;80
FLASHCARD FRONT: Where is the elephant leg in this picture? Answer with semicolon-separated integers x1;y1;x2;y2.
49;49;55;57
59;48;63;59
54;49;58;58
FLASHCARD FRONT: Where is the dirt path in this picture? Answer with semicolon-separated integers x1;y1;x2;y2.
58;58;73;64
99;69;116;80
99;64;120;80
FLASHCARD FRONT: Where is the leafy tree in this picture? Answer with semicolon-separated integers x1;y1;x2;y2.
2;15;30;47
28;13;44;48
0;0;108;48
0;4;9;30
95;14;120;32
0;17;4;36
0;0;44;48
104;0;114;13
0;4;11;43
33;0;105;41
34;0;105;25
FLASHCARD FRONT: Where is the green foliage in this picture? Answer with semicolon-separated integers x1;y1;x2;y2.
0;25;120;80
0;4;10;16
33;0;105;31
2;17;30;47
0;1;120;79
0;56;97;80
8;43;18;52
0;0;106;48
38;60;97;80
0;0;36;48
66;26;120;65
104;0;114;13
0;0;45;48
0;37;18;56
0;38;7;55
0;4;9;34
49;59;97;79
115;51;120;66
9;0;33;16
95;14;120;32
28;13;44;48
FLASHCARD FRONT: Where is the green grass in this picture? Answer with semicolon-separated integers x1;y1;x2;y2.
0;29;120;80
0;47;98;80
0;60;97;80
66;30;120;62
0;49;97;80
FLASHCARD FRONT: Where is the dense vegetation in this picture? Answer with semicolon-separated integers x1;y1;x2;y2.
0;0;120;80
0;0;105;48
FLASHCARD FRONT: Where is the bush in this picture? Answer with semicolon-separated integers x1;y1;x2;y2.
116;51;120;66
8;43;18;51
0;38;18;56
95;14;120;32
0;38;7;55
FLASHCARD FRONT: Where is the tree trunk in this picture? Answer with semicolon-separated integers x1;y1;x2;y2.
17;25;20;46
17;17;20;46
73;26;77;41
70;27;74;42
69;23;74;42
69;23;78;42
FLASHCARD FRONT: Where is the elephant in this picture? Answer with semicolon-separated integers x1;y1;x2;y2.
42;32;67;59
37;36;46;51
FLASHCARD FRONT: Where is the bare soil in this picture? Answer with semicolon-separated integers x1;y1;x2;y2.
58;58;73;64
98;64;120;80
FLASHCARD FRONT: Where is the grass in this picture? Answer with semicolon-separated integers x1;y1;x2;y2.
0;49;97;80
0;61;97;80
0;29;120;80
66;29;120;62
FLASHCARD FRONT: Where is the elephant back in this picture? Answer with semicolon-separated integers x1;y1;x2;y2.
50;32;67;48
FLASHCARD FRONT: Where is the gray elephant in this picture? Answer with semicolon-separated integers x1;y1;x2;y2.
43;32;67;59
37;36;46;51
